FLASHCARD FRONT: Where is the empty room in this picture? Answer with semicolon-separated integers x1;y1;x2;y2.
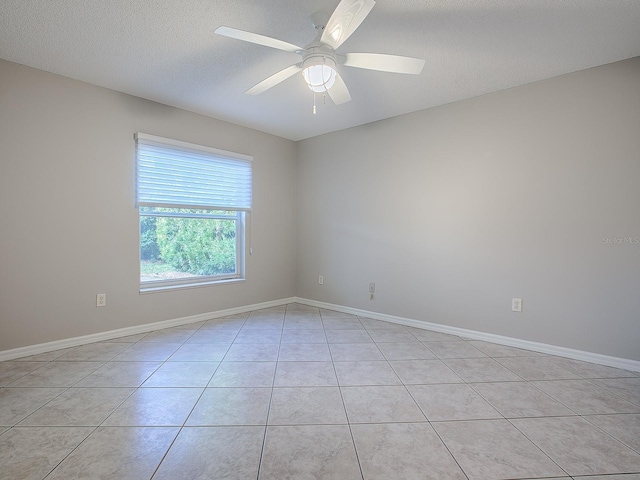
1;0;639;479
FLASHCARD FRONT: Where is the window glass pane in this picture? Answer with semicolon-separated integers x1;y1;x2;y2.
140;208;238;283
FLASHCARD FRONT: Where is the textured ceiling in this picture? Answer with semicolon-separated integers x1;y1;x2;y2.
1;0;639;141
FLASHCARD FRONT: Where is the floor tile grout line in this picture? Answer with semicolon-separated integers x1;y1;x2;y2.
324;306;366;480
148;427;183;480
579;414;640;456
488;356;532;382
343;416;366;480
8;385;74;428
582;377;640;407
425;418;471;480
506;416;572;478
40;425;99;480
519;378;584;416
254;307;287;480
466;380;566;420
149;371;218;480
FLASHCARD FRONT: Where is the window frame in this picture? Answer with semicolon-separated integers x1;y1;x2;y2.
135;133;252;293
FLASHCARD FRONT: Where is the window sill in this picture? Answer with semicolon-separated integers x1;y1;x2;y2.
140;277;246;294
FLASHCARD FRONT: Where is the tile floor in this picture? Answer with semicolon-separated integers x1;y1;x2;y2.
1;303;639;479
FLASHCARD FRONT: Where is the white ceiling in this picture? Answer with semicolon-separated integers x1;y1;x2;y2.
1;0;639;141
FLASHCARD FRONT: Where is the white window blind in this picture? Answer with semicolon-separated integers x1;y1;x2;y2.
136;133;252;211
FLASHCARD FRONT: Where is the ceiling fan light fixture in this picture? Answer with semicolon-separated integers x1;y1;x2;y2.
302;56;337;92
216;0;424;106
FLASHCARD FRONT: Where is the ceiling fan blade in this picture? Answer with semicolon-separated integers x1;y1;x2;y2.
245;64;302;95
321;0;376;50
343;52;425;74
215;26;304;54
327;73;352;105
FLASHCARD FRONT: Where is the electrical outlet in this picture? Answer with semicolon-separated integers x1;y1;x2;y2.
318;275;324;285
369;282;375;294
511;298;522;312
96;293;106;307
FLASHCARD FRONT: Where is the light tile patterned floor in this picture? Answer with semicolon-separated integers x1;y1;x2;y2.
1;303;639;479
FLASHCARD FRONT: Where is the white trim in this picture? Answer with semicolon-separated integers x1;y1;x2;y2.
140;277;246;294
294;297;640;373
3;296;638;373
0;297;296;362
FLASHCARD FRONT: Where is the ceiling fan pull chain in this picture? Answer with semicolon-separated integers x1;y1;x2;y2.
313;91;317;115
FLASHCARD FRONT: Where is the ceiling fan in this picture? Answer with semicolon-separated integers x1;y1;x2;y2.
215;0;425;108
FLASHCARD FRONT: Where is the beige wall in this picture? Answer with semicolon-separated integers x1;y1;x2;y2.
0;60;297;350
2;57;639;361
296;57;640;361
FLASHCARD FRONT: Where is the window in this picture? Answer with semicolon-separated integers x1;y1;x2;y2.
136;133;252;291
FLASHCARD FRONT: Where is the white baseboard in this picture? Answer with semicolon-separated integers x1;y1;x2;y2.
294;297;640;373
2;296;638;374
0;297;296;362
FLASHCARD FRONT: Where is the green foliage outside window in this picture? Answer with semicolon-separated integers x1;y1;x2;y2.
140;216;160;261
140;208;237;279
